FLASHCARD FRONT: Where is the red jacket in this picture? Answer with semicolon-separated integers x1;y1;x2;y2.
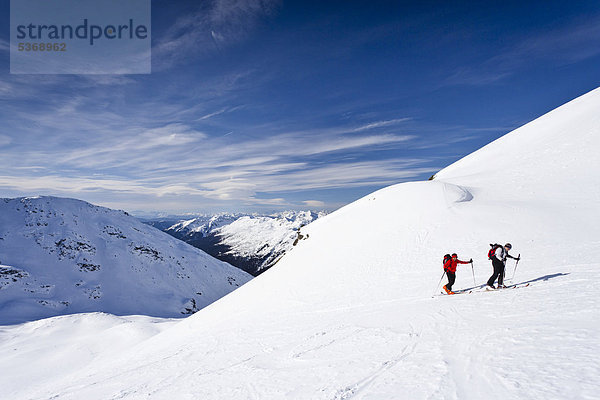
444;258;470;273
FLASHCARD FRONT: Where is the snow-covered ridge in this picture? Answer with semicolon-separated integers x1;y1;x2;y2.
0;196;251;324
215;210;325;272
148;210;326;275
166;213;243;237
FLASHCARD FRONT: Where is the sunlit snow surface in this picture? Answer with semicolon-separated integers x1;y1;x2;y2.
2;88;600;399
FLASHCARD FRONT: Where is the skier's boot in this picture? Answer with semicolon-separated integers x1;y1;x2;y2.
443;285;454;295
486;284;495;291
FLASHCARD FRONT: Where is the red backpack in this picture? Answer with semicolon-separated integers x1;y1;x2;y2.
488;244;501;259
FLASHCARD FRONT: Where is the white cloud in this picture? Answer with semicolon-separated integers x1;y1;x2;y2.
15;112;413;174
0;73;428;210
195;131;414;163
210;30;225;44
142;124;207;146
351;118;411;132
0;134;12;147
246;161;435;193
208;0;280;34
195;106;244;121
197;108;228;120
0;130;434;205
0;175;152;195
249;197;286;206
303;200;325;207
153;0;279;70
0;80;20;99
80;75;138;87
444;16;600;86
201;178;257;200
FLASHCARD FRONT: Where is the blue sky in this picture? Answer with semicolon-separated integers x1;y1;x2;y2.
1;0;600;214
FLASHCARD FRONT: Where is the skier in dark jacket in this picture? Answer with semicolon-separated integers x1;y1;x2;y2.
443;253;472;294
487;243;520;289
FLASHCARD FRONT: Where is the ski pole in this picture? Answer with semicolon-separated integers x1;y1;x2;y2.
512;253;521;280
471;261;476;285
434;270;445;295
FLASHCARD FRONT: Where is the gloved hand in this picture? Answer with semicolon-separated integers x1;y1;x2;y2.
469;258;473;263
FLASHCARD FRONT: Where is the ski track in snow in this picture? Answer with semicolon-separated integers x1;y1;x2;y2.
1;263;598;399
333;341;418;400
430;267;598;400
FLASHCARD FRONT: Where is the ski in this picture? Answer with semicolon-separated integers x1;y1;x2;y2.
468;282;531;294
438;288;473;296
436;283;530;297
502;282;530;290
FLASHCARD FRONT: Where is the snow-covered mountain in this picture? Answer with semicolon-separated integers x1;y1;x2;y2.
0;196;251;324
164;213;242;237
147;210;325;275
2;87;600;399
216;210;325;273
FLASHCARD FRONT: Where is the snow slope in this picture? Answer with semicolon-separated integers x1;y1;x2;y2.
2;88;600;399
0;313;178;397
0;197;251;324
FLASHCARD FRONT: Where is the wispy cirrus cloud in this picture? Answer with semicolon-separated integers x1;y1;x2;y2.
0;98;429;210
303;200;325;207
0;134;12;147
445;15;600;86
153;0;280;70
0;157;435;207
0;80;15;98
0;175;181;196
208;0;280;41
0;47;429;212
350;118;412;132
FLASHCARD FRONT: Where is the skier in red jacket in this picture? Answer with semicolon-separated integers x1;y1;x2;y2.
443;253;472;294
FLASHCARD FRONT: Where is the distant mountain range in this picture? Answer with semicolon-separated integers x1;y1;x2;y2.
144;210;326;275
0;196;251;324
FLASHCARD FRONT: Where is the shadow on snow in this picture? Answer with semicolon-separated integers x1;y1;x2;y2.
456;272;570;293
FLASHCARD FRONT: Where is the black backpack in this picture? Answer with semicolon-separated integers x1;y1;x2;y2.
488;244;501;260
443;254;451;269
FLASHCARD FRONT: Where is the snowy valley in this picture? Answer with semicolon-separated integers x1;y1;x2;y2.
145;210;325;275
